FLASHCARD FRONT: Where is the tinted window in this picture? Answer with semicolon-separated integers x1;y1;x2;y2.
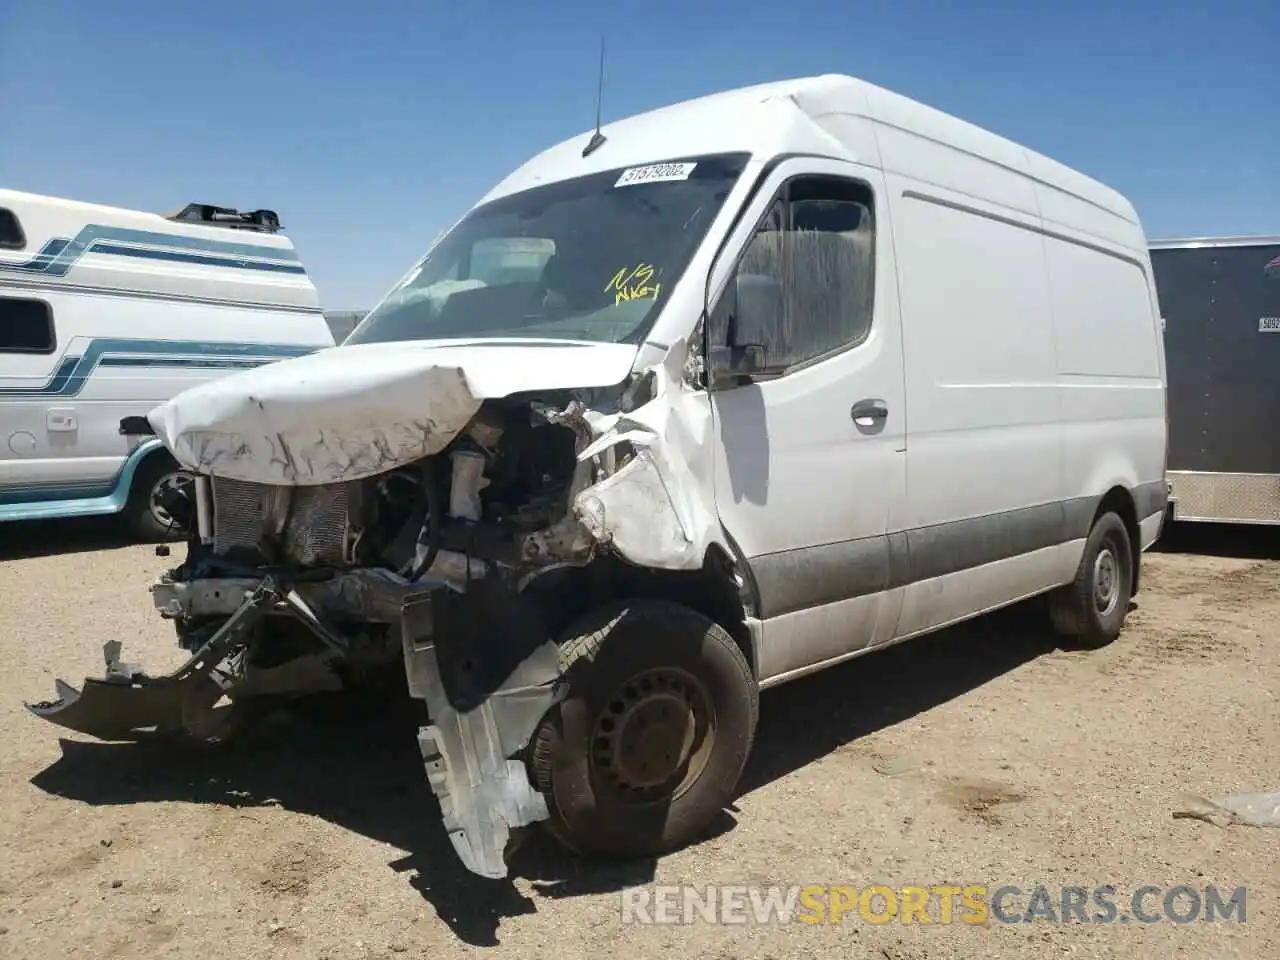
713;176;875;372
0;208;24;249
0;297;55;353
346;153;751;347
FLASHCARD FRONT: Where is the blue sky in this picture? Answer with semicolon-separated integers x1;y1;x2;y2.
2;0;1275;309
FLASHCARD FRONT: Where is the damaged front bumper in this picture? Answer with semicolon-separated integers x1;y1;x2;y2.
27;578;290;740
28;569;569;880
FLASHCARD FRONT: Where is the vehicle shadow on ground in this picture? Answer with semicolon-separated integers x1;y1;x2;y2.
28;599;1063;945
0;516;141;561
29;690;665;947
1152;520;1280;561
740;599;1062;795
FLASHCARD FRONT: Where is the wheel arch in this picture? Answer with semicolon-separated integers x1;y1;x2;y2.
1094;485;1141;597
623;546;756;676
544;545;759;679
112;439;174;507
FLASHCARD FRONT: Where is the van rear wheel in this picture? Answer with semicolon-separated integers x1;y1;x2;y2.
1049;511;1134;648
528;599;757;859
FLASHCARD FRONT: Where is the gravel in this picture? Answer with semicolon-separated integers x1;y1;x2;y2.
1;518;1276;959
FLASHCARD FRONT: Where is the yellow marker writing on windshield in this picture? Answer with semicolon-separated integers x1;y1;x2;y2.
605;263;662;305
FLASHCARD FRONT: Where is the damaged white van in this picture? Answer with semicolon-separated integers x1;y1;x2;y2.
28;75;1168;880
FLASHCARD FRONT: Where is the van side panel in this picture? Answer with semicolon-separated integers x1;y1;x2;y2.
1034;186;1167;544
1043;238;1160;378
888;175;1070;637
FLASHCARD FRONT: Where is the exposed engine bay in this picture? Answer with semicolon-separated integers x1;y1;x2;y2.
26;340;744;881
187;392;600;594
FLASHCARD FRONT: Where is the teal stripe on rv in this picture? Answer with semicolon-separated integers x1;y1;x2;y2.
0;337;316;399
0;438;165;520
0;224;305;277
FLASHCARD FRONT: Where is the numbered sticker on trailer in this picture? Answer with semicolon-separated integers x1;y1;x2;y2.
1259;317;1280;333
615;162;697;187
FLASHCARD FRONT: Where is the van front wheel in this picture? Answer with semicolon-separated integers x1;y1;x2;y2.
528;599;757;860
1050;511;1134;648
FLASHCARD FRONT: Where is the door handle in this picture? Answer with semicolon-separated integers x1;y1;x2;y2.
851;399;888;425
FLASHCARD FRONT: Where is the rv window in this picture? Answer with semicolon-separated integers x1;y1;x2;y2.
715;176;875;372
0;297;56;354
0;208;24;249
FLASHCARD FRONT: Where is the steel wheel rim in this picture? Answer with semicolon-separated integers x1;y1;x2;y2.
1094;544;1120;616
590;666;716;805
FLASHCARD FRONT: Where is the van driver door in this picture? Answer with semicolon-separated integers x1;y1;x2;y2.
704;156;907;684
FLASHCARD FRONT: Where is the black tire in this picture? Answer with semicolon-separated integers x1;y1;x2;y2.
528;599;757;859
124;454;191;542
1049;511;1134;648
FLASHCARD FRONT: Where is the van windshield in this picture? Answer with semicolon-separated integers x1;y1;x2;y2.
345;153;750;346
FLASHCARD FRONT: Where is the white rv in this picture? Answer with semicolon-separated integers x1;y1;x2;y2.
30;75;1168;879
0;191;334;538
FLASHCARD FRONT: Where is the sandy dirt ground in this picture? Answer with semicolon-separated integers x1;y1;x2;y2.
0;518;1276;960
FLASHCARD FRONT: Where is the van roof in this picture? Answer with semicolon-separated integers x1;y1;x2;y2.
480;73;1138;226
0;187;316;312
0;188;297;249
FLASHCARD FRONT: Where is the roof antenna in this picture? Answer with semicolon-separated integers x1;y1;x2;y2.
582;35;608;158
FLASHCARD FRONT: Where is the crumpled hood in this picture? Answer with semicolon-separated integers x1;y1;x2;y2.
148;338;640;485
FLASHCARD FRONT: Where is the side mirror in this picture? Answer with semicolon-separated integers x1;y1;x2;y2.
709;343;766;387
708;272;782;387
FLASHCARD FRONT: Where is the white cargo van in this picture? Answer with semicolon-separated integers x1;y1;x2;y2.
0;191;333;538
30;75;1168;879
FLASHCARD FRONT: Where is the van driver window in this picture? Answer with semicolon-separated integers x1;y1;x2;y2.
0;297;56;354
720;177;875;373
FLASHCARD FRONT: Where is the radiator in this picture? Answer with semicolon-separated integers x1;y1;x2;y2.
211;477;351;566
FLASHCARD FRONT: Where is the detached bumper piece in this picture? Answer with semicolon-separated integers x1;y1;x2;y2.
29;659;194;741
26;578;301;741
401;590;564;879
